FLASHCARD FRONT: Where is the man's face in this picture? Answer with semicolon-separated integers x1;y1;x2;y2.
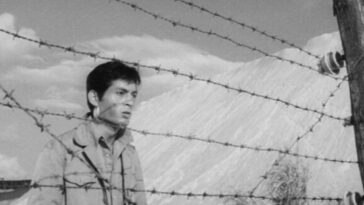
97;79;138;128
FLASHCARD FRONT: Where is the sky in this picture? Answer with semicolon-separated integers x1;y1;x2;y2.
0;0;341;179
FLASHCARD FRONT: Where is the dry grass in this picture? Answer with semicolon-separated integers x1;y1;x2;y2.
265;158;309;205
223;158;309;205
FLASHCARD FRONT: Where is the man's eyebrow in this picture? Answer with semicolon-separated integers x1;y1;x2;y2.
115;88;128;92
115;88;138;94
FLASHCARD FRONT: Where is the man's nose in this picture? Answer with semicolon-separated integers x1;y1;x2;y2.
123;94;135;107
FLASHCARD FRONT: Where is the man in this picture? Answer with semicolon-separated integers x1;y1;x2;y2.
28;61;147;205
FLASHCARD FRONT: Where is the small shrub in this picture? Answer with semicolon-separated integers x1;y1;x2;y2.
265;158;309;205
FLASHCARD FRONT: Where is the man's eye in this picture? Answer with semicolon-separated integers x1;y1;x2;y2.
117;91;126;96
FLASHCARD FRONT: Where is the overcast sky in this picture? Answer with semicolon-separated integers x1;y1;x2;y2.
0;0;340;178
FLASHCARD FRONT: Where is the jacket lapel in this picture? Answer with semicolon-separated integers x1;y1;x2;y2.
82;145;102;170
114;129;134;157
72;122;103;171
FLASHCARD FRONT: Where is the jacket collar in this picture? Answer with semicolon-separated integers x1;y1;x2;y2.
73;119;133;149
72;120;134;171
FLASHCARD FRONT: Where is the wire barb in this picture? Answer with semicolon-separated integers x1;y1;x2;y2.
0;100;355;164
248;75;348;195
0;182;343;202
113;0;346;81
0;84;119;190
0;27;346;121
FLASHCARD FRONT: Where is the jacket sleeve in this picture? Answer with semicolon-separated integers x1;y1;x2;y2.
27;138;67;205
134;150;147;205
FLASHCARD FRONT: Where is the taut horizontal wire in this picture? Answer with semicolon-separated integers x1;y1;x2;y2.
0;84;119;189
3;182;343;202
0;28;346;121
249;76;349;195
0;79;349;202
130;128;357;164
173;0;321;60
112;0;345;81
0;100;356;164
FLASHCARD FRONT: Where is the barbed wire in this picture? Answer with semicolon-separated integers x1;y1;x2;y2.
293;75;348;144
0;28;346;121
126;188;343;203
0;95;356;164
0;84;118;190
0;3;353;203
173;0;321;60
130;127;357;164
112;0;345;81
248;76;349;195
0;77;350;204
1;182;343;203
0;101;84;121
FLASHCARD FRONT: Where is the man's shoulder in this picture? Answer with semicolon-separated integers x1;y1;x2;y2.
46;122;89;149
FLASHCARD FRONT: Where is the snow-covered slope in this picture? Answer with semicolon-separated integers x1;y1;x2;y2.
130;32;361;205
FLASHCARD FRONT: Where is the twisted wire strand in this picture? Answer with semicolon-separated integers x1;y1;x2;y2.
173;0;321;60
0;181;343;203
0;79;350;203
130;127;356;164
0;84;119;190
0;2;353;202
112;0;345;81
0;96;355;164
248;76;349;195
0;28;346;121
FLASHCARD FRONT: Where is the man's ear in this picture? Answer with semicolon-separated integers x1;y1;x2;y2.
87;90;99;107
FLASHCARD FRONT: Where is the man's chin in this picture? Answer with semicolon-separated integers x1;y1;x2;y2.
99;117;129;129
116;119;129;128
110;121;128;129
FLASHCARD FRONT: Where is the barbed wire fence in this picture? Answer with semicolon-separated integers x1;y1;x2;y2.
172;0;321;60
0;64;351;204
0;82;348;203
0;1;354;204
0;84;116;187
0;179;343;203
0;28;348;122
248;75;349;196
0;68;350;203
0;100;356;164
111;0;346;82
0;70;350;203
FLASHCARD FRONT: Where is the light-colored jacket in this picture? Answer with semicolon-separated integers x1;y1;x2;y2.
27;121;147;205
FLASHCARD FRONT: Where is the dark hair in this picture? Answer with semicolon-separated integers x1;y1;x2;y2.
86;61;141;114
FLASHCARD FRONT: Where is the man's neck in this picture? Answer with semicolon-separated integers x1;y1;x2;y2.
93;118;126;147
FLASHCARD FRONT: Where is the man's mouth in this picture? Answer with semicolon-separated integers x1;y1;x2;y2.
122;111;131;117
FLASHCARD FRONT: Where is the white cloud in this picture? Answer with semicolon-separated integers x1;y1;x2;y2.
0;13;243;109
85;35;244;102
34;98;83;111
3;32;244;107
0;154;27;179
33;86;84;111
89;35;243;78
0;13;41;64
3;60;89;86
2;59;89;111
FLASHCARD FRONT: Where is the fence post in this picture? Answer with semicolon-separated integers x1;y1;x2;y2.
334;0;364;190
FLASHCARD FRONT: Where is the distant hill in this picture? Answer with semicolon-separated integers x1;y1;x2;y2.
130;31;361;205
